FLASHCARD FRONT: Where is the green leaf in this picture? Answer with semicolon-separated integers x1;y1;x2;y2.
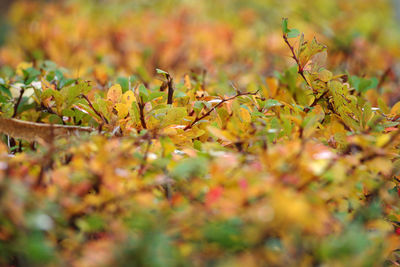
139;84;149;103
287;28;300;38
0;84;11;98
350;76;378;93
264;99;282;109
172;157;208;180
156;68;169;75
117;77;129;93
149;91;165;101
48;114;63;124
281;18;289;34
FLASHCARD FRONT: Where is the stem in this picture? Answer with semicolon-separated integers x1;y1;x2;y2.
166;73;174;105
184;91;258;130
309;90;329;107
283;34;314;91
12;88;24;118
81;94;108;124
138;138;151;176
377;66;391;94
138;97;147;130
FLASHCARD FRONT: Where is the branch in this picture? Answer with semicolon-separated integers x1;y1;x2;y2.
166;73;174;105
0;117;93;142
39;103;66;125
12;87;25;118
138;138;151;176
80;94;108;124
309;90;329;107
184;90;258;131
283;34;314;91
138;96;147;130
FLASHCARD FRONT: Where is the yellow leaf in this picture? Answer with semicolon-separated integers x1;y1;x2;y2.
184;74;192;89
318;69;332;82
16;62;33;76
298;38;327;67
207;126;235;142
390;101;400;115
107;84;122;103
115;103;129;119
240;107;251;123
368;158;392;176
122;91;136;106
160;107;187;127
376;134;390;147
266;77;278;97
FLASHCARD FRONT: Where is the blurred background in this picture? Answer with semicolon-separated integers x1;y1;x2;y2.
0;0;400;86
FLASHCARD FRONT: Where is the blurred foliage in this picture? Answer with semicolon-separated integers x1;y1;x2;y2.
0;0;399;266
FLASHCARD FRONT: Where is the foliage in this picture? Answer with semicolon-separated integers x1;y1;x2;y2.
0;1;400;266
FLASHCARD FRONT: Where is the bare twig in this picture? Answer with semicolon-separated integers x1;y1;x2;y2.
39;103;65;125
184;90;258;130
377;66;391;94
283;34;313;91
309;90;329;107
12;88;24;118
138;96;147;130
138;138;151;176
166;73;174;105
81;94;108;124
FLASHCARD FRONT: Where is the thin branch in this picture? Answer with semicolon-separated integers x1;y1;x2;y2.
184;90;258;130
138;138;151;176
283;34;314;91
377;66;391;94
12;88;24;118
309;90;329;107
80;94;108;124
201;69;207;90
166;73;174;105
39;103;65;125
138;96;147;130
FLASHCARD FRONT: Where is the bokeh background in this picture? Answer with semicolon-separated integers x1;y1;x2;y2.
1;1;400;266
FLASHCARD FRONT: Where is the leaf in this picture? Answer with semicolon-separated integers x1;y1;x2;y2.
156;68;169;75
265;77;278;97
264;99;282;109
138;84;149;103
239;107;251;123
318;69;333;82
61;84;89;108
159;107;187;127
122;90;136;106
287;28;300;38
391;102;400;115
281;18;289;34
148;91;165;101
16;62;33;76
207;126;235;142
350;76;378;93
116;77;129;92
362;102;372;128
107;84;122;103
298;38;327;68
41;88;64;109
172;157;208;180
377;97;389;114
115;103;129;119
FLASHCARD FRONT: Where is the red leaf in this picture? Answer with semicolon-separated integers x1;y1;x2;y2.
385;127;398;132
205;186;224;207
395;227;400;235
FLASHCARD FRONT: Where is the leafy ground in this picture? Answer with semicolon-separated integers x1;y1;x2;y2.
0;0;400;266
